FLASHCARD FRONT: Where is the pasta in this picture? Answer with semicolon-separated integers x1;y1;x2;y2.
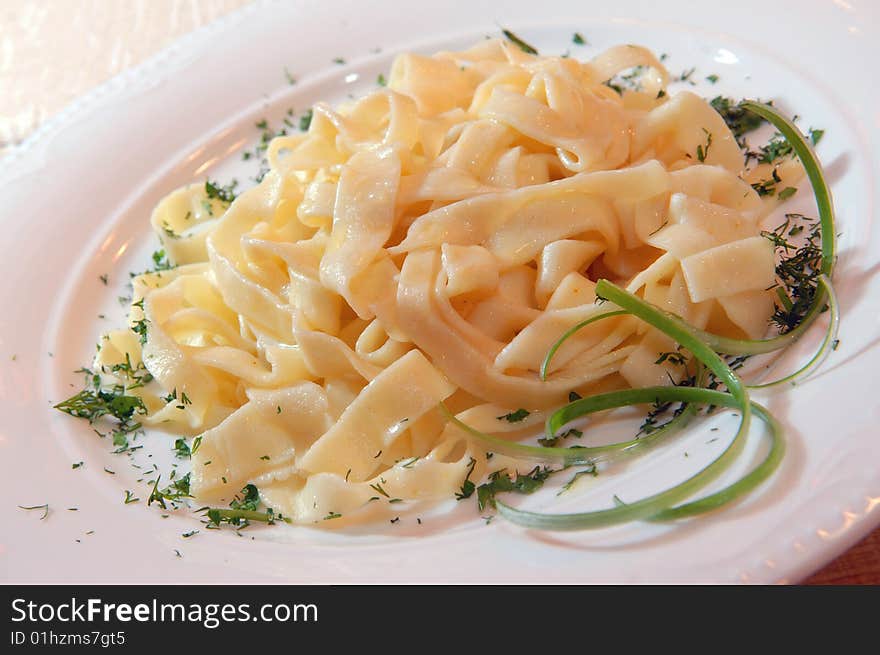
86;38;807;527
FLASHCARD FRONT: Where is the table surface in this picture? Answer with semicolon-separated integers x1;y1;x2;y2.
2;0;877;585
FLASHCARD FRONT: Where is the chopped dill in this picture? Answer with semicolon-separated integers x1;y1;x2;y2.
501;28;538;55
762;213;823;332
476;466;555;511
455;457;477;500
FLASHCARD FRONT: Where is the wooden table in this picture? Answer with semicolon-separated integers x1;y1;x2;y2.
3;0;876;584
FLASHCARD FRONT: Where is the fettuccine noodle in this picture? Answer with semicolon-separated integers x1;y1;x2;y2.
93;39;801;526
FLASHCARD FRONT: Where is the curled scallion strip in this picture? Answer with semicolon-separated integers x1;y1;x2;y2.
497;387;783;529
441;394;696;467
486;279;755;529
540;310;628;380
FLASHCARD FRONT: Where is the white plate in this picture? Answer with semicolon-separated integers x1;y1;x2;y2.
2;0;879;584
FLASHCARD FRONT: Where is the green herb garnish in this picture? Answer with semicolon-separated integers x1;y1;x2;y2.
777;187;797;201
696;128;713;162
709;96;766;141
502;28;538;55
147;474;192;509
299;109;313;132
18;504;49;520
205;179;237;204
497;408;530;423
455;458;477;500
476;466;555;511
558;467;598;495
231;484;260;512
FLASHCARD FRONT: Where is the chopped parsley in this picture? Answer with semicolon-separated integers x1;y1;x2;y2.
638;396;688;437
130;318;148;345
762;213;823;332
758;134;794;164
161;222;180;239
758;127;824;165
603;65;648;95
109;352;153;389
231;484;260;512
752;167;782;197
204;178;238;204
696;128;713;162
537;427;583;448
72;461;84;469
299;108;313;132
369;482;390;498
655;351;688;366
377;73;387;86
710;96;767;141
455;458;477;500
54;369;146;440
603;80;623;95
152;249;172;271
477;466;555;511
147;473;192;509
123;490;139;504
112;431;129;449
558;466;598;495
243;114;295;181
502;28;538;55
678;67;696;84
497;408;530;423
777;187;797;201
572;32;587;45
705;74;719;84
